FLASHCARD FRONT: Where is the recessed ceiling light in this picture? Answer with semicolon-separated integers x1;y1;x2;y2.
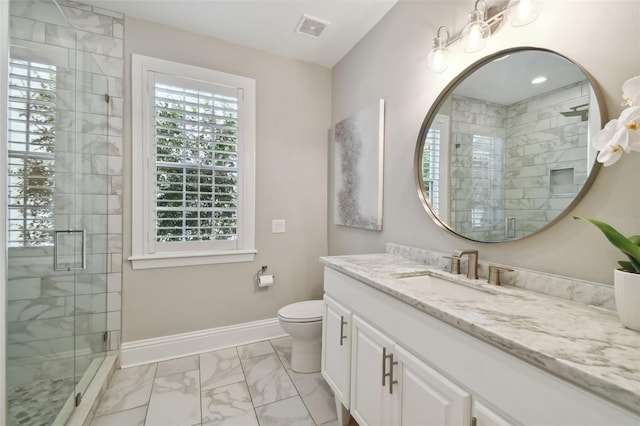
531;76;547;84
294;14;331;39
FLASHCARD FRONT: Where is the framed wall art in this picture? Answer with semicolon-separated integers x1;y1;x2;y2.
334;99;385;231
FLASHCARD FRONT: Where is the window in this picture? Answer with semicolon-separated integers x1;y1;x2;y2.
130;55;256;269
7;59;56;247
422;114;449;220
423;127;441;214
154;79;239;244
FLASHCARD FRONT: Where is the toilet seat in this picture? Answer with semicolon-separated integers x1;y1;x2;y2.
278;300;323;323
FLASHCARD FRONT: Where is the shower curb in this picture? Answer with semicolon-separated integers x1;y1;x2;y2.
65;354;119;426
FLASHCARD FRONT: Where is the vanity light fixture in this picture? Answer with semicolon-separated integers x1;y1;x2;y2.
426;26;450;73
461;0;491;53
426;0;540;73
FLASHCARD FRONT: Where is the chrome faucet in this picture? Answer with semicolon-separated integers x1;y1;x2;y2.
454;249;479;279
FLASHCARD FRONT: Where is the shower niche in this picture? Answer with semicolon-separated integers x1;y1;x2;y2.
550;167;576;196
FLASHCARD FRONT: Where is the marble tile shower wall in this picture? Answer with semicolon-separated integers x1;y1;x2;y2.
449;82;589;241
450;96;506;241
7;0;123;386
505;82;589;239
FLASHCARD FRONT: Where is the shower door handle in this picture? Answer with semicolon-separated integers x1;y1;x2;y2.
505;217;516;239
54;230;87;271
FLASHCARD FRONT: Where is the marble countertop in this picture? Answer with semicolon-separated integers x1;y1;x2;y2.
320;253;640;416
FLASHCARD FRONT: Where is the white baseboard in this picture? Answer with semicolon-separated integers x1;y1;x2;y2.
120;318;287;368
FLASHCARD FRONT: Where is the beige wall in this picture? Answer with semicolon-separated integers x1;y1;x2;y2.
123;18;331;342
330;0;640;285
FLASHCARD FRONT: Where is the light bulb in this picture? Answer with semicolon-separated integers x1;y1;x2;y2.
518;0;530;20
510;0;539;27
427;47;448;73
461;6;490;53
468;25;482;50
426;26;450;73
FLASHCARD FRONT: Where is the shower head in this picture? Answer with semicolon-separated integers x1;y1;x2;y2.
560;104;589;121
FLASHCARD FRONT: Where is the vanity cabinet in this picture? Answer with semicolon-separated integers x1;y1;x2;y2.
321;295;352;410
350;316;396;426
321;266;640;426
350;314;474;426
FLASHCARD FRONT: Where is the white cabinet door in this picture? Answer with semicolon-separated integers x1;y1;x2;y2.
351;315;396;426
322;295;352;408
472;400;515;426
395;345;471;426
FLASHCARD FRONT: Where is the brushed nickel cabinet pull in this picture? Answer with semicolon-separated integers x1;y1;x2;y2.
382;346;388;386
387;352;398;394
340;316;347;346
382;347;397;393
471;416;478;426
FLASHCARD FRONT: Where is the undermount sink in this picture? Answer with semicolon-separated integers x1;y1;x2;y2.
397;273;494;300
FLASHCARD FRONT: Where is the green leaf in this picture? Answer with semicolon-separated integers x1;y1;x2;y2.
618;260;635;271
619;258;640;272
574;216;640;265
630;235;640;246
627;254;640;272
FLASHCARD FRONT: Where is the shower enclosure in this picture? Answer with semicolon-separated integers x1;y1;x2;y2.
5;0;113;423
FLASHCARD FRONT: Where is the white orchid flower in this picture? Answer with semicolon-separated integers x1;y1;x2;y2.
592;119;621;150
593;119;629;166
622;75;640;107
592;76;640;166
618;105;640;151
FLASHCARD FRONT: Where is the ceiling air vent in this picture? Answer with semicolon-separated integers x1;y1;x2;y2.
294;14;330;39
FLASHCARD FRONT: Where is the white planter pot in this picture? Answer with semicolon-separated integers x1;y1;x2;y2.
614;269;640;332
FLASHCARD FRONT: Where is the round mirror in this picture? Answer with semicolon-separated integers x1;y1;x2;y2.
415;47;606;242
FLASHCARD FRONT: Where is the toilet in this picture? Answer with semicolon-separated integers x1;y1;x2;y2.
277;300;323;373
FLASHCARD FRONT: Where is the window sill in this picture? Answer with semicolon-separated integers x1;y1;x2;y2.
128;249;257;270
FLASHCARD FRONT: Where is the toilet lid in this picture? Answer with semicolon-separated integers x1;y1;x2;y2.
278;300;323;322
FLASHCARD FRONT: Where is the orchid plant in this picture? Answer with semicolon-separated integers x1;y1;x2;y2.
574;216;640;273
592;75;640;166
573;76;640;274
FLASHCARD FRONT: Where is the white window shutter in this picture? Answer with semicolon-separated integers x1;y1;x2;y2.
129;54;256;269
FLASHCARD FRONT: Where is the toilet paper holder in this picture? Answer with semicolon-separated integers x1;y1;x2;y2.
256;265;276;285
256;265;275;281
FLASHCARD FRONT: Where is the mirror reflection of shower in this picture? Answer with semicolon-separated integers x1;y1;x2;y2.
418;49;603;243
560;103;589;121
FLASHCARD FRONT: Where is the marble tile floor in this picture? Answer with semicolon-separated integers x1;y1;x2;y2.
90;336;344;426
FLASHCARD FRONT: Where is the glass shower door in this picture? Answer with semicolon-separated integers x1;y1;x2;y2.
70;34;110;409
6;0;109;424
7;51;78;426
